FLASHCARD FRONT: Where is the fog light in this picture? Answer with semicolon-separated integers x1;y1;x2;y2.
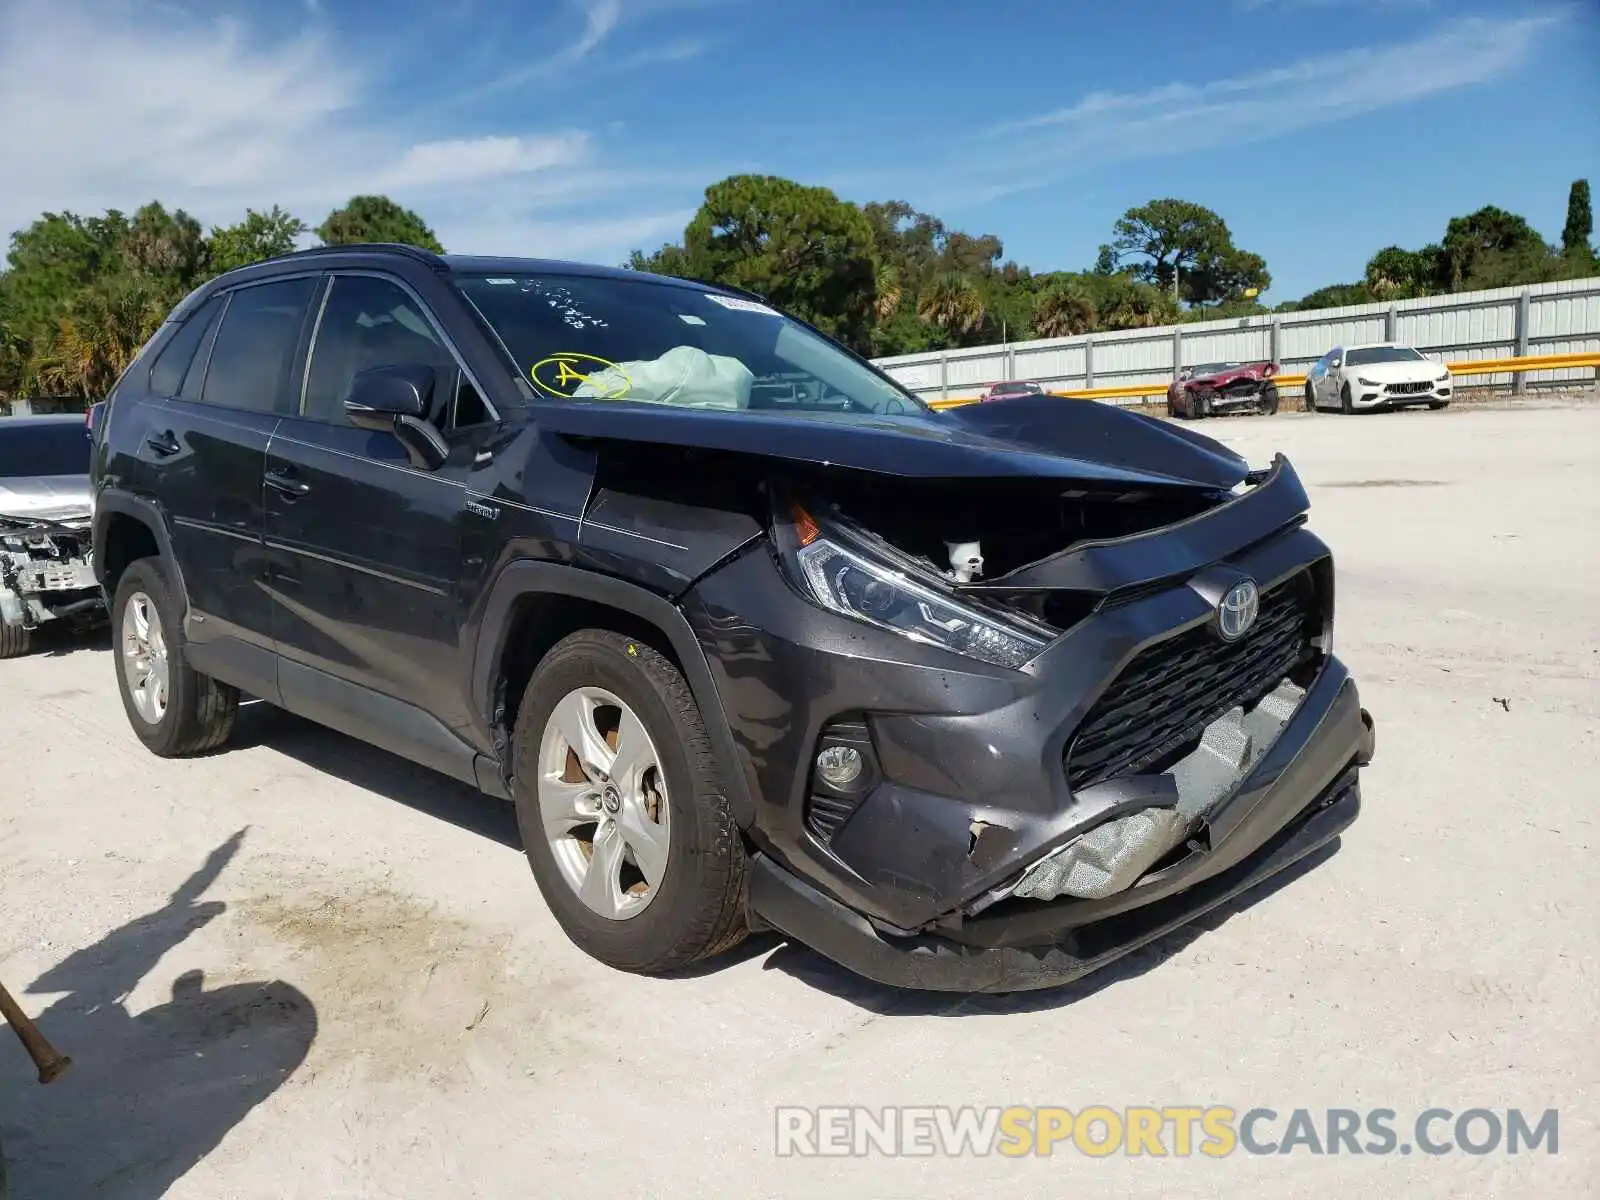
815;745;863;787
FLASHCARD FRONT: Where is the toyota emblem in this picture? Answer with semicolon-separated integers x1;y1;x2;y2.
1217;578;1260;642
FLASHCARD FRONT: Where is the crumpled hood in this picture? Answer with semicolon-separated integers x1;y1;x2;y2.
0;474;92;524
1185;363;1268;388
533;394;1248;490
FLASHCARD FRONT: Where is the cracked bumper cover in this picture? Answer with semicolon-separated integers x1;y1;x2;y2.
745;674;1375;994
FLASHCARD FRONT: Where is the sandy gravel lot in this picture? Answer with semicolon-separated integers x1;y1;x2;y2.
2;401;1597;1199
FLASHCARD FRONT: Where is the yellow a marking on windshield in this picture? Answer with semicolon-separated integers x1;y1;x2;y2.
530;352;630;399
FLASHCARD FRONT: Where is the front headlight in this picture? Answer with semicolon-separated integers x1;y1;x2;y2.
793;536;1048;669
1357;376;1380;386
1437;370;1450;382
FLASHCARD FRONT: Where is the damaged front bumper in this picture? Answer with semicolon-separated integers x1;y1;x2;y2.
747;671;1375;993
0;517;102;630
689;452;1375;992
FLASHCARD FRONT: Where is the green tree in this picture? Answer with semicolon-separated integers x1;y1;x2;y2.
1364;245;1442;299
1182;247;1270;309
1096;276;1179;329
124;202;208;297
915;272;986;340
316;195;445;253
1111;198;1268;306
682;174;878;350
1280;282;1372;312
210;206;308;274
1031;279;1098;337
1561;179;1592;255
1440;205;1549;290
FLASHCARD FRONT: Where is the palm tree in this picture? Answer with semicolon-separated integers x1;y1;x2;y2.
1032;281;1098;337
873;262;903;323
916;272;986;339
33;283;162;398
1101;280;1178;330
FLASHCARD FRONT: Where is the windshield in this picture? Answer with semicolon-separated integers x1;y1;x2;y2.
455;273;928;418
1188;363;1242;376
0;422;88;477
1346;346;1425;365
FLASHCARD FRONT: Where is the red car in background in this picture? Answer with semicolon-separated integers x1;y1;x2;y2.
1167;360;1280;419
978;379;1046;402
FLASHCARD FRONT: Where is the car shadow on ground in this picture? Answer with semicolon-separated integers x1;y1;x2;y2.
0;831;317;1200
22;617;109;658
751;841;1342;1016
230;701;524;851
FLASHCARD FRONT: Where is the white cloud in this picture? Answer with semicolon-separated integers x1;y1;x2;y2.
380;134;592;190
961;13;1562;202
0;0;702;263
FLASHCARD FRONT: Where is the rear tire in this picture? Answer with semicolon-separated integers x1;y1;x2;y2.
0;621;32;659
111;558;238;756
512;629;748;975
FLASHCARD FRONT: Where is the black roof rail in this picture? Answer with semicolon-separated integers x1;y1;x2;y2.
258;242;449;270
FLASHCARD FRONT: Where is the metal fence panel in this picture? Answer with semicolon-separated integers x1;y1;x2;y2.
873;275;1600;400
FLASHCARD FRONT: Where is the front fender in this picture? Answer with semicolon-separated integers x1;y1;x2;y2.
468;558;760;828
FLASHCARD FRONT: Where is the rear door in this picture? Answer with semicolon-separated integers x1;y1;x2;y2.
141;275;319;697
263;270;496;735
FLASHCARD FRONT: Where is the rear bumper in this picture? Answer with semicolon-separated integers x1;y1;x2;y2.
746;689;1375;994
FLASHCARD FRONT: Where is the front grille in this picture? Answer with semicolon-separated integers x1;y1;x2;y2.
1065;573;1318;791
1386;380;1432;395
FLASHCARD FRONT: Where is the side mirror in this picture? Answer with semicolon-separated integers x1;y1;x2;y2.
344;364;448;470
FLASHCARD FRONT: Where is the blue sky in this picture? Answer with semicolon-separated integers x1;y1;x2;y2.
3;0;1597;301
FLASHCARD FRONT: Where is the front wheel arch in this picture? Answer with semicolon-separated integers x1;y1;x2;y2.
472;560;759;829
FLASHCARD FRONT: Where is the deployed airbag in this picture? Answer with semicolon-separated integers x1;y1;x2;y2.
575;344;753;410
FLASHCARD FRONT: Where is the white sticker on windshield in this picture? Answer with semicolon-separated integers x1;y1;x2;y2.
678;313;707;326
706;294;779;316
485;278;516;285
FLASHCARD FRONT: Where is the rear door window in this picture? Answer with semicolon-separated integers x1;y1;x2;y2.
201;278;319;414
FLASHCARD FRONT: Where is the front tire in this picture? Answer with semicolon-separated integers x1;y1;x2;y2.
512;629;747;975
1427;400;1449;411
1303;383;1316;412
1340;382;1354;414
1258;383;1280;415
111;558;238;756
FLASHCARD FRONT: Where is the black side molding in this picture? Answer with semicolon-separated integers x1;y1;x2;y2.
277;657;482;789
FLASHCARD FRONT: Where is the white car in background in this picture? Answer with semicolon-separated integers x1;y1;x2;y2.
1303;341;1452;413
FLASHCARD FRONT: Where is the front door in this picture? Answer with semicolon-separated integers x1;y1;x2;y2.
263;272;492;735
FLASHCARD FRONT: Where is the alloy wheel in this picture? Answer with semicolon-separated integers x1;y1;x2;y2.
537;686;671;920
121;591;169;724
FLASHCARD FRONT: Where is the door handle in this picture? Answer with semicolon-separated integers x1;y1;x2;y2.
145;430;180;457
264;468;311;498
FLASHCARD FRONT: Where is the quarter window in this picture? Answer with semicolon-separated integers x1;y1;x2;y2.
201;278;319;414
148;296;223;398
